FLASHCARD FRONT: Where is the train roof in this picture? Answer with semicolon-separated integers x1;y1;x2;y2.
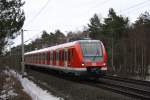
24;40;100;55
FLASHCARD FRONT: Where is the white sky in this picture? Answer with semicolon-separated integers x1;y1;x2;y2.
13;0;150;46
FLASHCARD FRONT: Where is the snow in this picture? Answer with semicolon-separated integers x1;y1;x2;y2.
0;89;18;100
0;71;18;100
6;70;63;100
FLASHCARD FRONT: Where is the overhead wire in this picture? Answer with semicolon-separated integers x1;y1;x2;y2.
22;0;51;44
23;0;111;45
118;0;150;14
24;0;51;27
10;0;150;51
24;0;150;44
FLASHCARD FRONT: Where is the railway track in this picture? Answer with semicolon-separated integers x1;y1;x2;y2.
103;75;150;87
26;67;150;99
93;75;150;100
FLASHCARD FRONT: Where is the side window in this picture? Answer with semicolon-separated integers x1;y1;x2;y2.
53;51;56;61
44;52;46;61
68;50;70;61
29;55;30;62
56;51;58;61
62;50;64;61
50;51;53;61
49;51;51;61
36;53;39;62
47;52;49;61
34;54;35;62
64;51;67;61
59;50;62;61
57;51;59;61
39;53;41;62
41;53;43;61
35;54;36;62
43;52;45;61
32;54;34;62
31;54;33;62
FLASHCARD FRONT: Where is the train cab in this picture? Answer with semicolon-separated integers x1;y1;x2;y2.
78;40;107;75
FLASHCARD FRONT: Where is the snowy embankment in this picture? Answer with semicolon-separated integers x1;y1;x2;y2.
7;70;63;100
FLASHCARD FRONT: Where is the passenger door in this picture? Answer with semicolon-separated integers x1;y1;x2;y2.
50;51;53;65
56;50;59;66
64;48;68;67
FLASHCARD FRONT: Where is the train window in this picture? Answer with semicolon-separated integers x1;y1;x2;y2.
50;51;52;62
29;55;30;62
41;53;43;61
42;53;43;62
41;53;42;62
42;53;43;61
56;51;59;61
64;51;67;61
45;52;47;61
39;53;40;62
40;53;43;62
36;54;38;62
36;54;38;63
62;50;64;61
68;50;70;61
50;51;51;61
28;55;29;62
28;55;30;62
47;52;49;61
53;51;56;61
44;52;46;61
43;53;45;61
38;53;39;62
32;54;34;62
34;54;35;62
36;54;37;62
56;52;57;61
43;52;45;61
30;55;32;62
59;51;62;61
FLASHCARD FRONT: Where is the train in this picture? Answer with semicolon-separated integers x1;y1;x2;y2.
24;39;108;76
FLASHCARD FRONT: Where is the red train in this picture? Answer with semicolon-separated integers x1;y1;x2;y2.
24;40;108;76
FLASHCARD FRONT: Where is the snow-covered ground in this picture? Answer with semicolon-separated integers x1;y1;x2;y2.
0;75;18;100
4;70;63;100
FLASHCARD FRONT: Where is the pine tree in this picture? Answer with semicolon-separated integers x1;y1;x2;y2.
88;14;102;39
103;8;129;40
0;0;25;55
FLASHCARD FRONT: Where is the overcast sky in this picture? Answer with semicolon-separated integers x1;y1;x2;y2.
13;0;150;46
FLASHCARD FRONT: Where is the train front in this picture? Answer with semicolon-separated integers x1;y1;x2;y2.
79;40;108;76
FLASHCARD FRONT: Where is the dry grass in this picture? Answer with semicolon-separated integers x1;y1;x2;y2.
0;70;32;100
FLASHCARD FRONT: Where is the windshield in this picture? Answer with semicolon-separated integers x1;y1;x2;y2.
80;40;103;61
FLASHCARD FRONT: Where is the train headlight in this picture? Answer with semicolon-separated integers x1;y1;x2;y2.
103;63;106;66
81;63;85;66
